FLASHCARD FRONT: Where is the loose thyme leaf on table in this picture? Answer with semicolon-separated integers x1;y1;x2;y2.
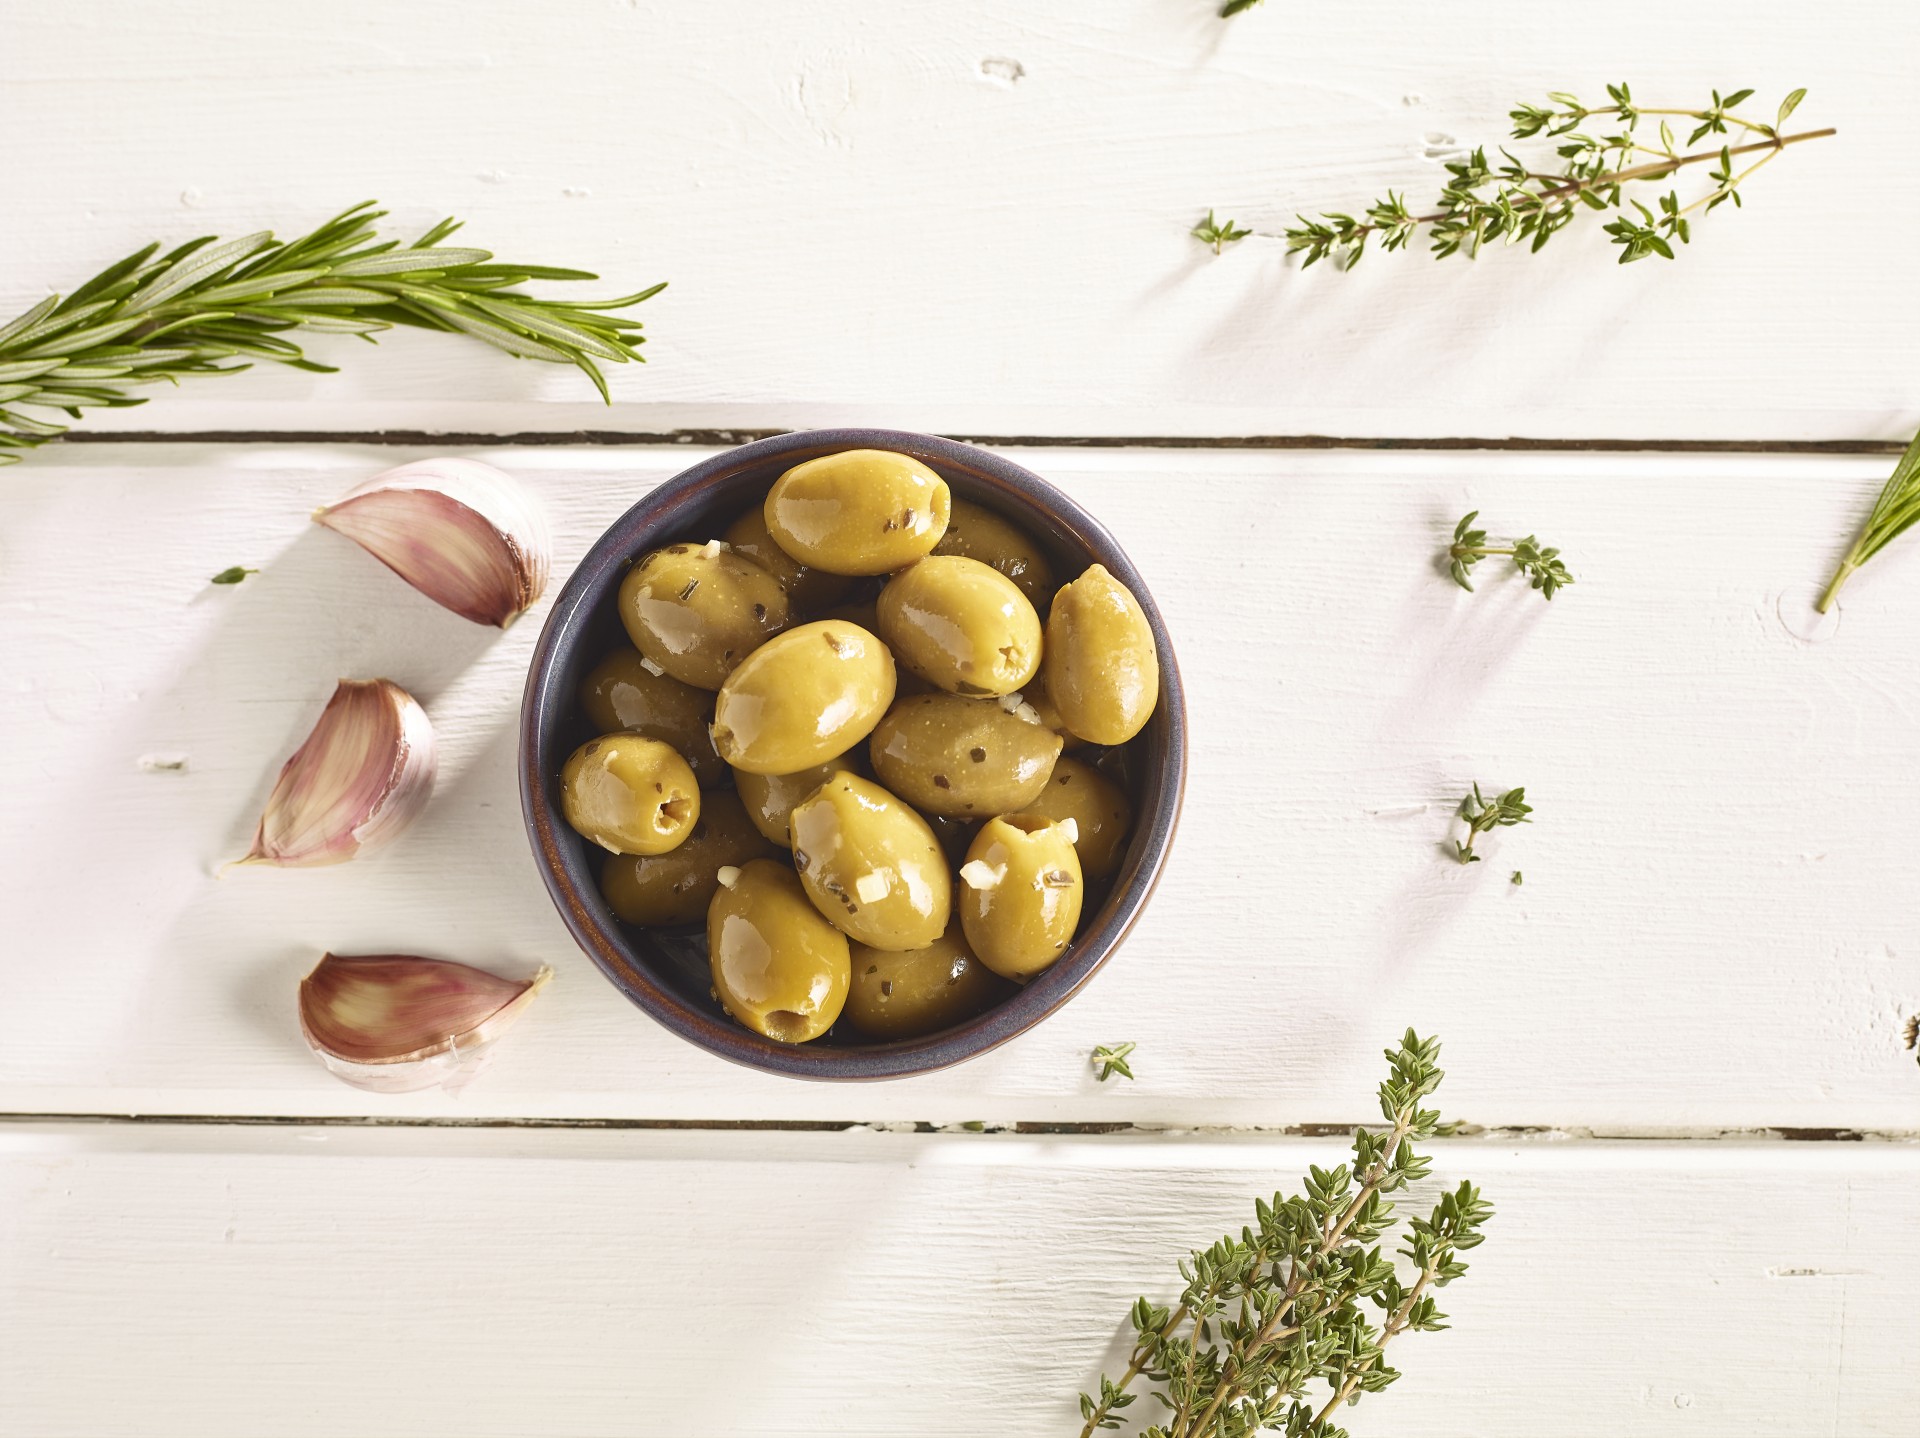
1092;1042;1138;1082
209;566;258;586
1448;511;1574;599
1075;1030;1491;1438
1454;784;1531;865
1191;211;1252;256
1816;428;1920;613
0;201;665;465
1197;84;1832;268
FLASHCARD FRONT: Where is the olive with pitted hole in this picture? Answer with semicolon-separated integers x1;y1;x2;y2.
707;858;850;1043
1042;564;1159;745
1025;755;1133;881
843;920;1012;1040
933;497;1057;612
722;505;853;613
765;449;951;575
877;554;1043;697
734;751;867;848
789;773;951;951
561;733;700;856
957;814;1084;980
600;790;779;926
579;647;725;785
711;620;897;775
618;542;789;690
868;691;1061;817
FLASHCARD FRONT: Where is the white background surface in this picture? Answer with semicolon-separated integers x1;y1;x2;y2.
3;2;1918;1435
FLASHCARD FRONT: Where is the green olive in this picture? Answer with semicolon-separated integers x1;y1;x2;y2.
1024;755;1133;881
868;691;1061;817
722;504;853;613
843;921;1012;1041
933;498;1057;612
764;449;951;575
599;790;780;926
958;814;1084;980
707;858;850;1043
733;751;867;847
618;542;790;690
1042;564;1159;745
877;555;1043;697
560;733;700;856
790;773;951;951
578;646;726;786
711;620;897;775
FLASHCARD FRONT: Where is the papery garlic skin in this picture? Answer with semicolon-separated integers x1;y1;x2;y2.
242;679;437;867
298;953;553;1094
315;457;551;628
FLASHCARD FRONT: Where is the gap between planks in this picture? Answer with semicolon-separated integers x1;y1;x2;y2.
1;1112;1912;1143
54;429;1914;455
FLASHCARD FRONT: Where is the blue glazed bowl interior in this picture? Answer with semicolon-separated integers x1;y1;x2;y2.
520;429;1185;1080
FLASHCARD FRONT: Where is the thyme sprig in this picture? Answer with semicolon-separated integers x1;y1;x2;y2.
1192;211;1252;256
1454;785;1531;866
1201;85;1831;269
1817;429;1920;613
1093;1043;1140;1082
0;201;664;464
1077;1031;1490;1438
1448;512;1573;599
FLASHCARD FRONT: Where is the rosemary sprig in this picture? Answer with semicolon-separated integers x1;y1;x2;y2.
1454;785;1531;865
0;201;664;464
1816;429;1920;613
1201;85;1832;268
1077;1031;1489;1438
1448;511;1573;599
1093;1043;1139;1082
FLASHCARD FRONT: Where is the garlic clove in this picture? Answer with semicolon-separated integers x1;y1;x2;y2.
239;678;437;867
298;952;552;1094
314;457;551;628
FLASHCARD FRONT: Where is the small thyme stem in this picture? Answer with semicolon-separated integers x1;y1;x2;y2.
1310;1266;1439;1427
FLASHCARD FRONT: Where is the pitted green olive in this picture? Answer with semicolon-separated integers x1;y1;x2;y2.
877;555;1043;697
764;449;951;575
790;773;951;951
618;541;790;690
560;733;700;856
711;620;897;775
843;921;1012;1040
599;790;779;926
722;505;853;613
1042;564;1159;745
1025;755;1133;881
958;814;1084;980
733;750;868;848
933;498;1057;612
578;647;725;786
868;691;1061;817
707;858;850;1043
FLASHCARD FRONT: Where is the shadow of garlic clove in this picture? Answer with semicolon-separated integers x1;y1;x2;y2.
298;953;552;1094
313;457;551;628
237;678;436;867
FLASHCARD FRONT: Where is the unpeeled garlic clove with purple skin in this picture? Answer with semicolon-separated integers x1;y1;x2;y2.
298;953;552;1094
314;457;551;628
238;678;436;867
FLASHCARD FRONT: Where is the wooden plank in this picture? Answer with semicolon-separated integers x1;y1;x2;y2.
3;444;1918;1127
1;1124;1914;1436
2;1;1915;443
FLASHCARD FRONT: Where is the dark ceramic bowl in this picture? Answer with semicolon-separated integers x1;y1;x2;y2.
519;429;1186;1080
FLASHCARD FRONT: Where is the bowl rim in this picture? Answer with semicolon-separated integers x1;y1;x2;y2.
518;428;1187;1081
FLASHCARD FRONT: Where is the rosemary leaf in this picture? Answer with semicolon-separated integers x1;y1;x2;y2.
1817;428;1920;612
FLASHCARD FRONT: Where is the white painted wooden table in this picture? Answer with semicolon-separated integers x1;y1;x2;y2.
3;4;1917;1434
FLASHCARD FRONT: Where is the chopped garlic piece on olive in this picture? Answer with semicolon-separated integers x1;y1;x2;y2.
1058;818;1079;844
1011;701;1043;725
716;865;742;888
639;654;665;677
996;692;1026;714
702;539;724;558
959;859;1006;890
853;871;890;904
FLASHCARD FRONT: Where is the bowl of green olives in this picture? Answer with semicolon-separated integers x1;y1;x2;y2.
519;429;1185;1079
